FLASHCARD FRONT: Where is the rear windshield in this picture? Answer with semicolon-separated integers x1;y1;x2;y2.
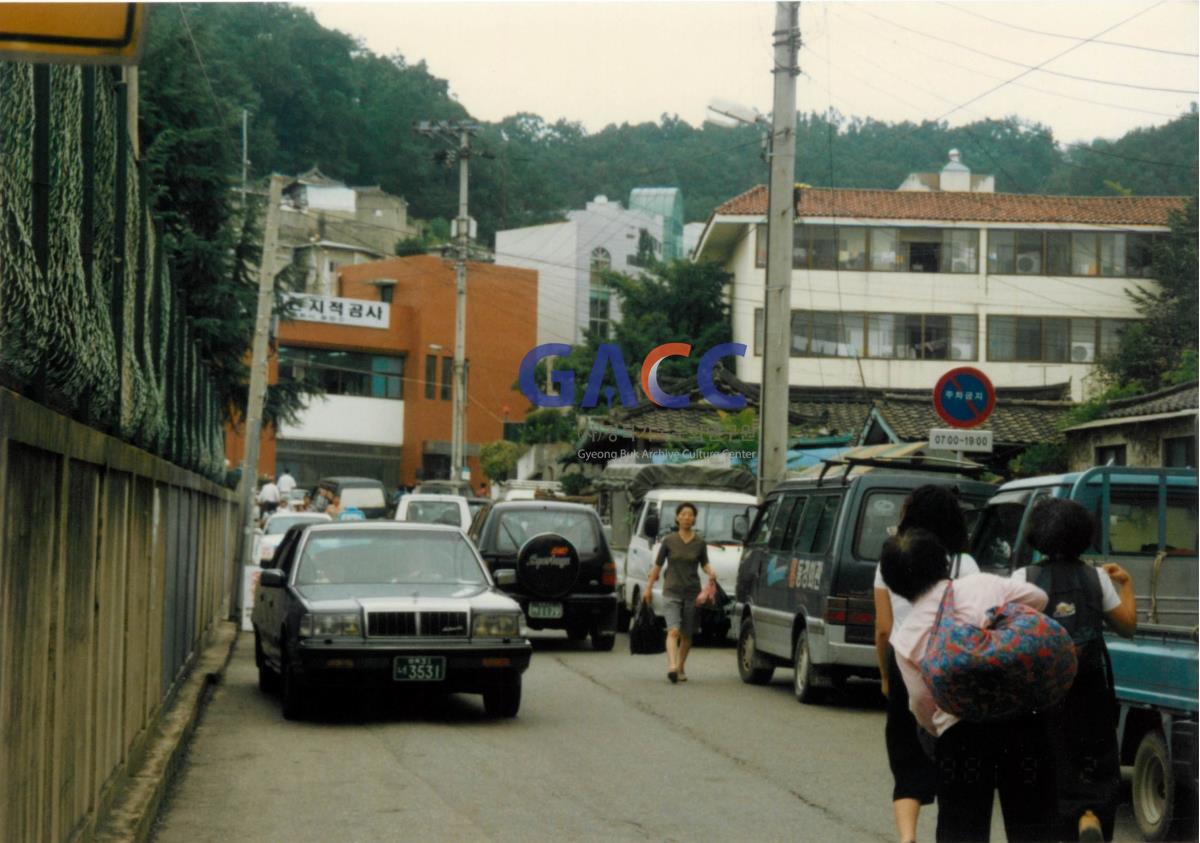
405;500;463;527
340;486;386;509
493;509;601;555
854;489;987;562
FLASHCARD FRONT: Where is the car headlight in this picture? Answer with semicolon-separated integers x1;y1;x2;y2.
299;612;362;638
472;613;522;638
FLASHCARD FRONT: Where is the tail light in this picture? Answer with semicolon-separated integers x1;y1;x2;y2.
825;596;847;624
600;561;617;586
825;596;874;626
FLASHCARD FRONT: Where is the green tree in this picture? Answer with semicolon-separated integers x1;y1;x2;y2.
520;408;577;444
1097;199;1199;391
480;440;524;481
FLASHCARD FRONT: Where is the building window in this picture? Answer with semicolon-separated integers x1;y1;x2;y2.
279;347;405;400
990;230;1156;278
441;356;453;401
379;285;394;304
425;355;437;399
1164;436;1196;468
753;310;978;360
589;247;612;339
870;227;898;271
1095;444;1127;467
987;316;1135;363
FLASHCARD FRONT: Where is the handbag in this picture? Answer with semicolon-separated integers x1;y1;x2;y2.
629;601;666;655
918;582;1078;722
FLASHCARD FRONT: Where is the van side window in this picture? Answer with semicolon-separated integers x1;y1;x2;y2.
798;495;842;555
746;497;780;546
771;496;808;551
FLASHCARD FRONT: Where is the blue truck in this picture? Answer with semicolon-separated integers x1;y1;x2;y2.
972;466;1198;841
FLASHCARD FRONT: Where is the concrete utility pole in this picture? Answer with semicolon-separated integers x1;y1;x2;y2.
414;120;480;482
758;1;800;497
238;175;284;571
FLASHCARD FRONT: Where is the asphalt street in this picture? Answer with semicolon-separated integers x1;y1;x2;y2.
153;632;1154;843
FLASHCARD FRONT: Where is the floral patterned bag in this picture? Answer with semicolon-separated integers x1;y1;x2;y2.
919;582;1078;722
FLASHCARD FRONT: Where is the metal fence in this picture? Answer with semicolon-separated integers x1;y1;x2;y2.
0;62;224;479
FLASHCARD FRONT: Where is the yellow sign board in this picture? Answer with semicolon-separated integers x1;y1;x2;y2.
0;4;144;65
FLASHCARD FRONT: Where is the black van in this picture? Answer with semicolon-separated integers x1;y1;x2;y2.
734;463;995;703
314;476;390;520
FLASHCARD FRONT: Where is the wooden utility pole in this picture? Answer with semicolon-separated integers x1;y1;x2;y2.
758;1;800;497
238;175;283;571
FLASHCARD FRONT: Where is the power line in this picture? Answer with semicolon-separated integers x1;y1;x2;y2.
854;3;1197;97
938;2;1199;59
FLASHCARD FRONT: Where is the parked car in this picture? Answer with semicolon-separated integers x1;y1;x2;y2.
468;501;619;650
252;521;532;719
972;466;1198;842
256;511;331;563
413;479;473;497
284;488;309;510
735;461;995;703
314;476;389;520
396;494;472;528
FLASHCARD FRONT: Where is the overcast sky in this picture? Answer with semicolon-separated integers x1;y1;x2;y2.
305;1;1198;145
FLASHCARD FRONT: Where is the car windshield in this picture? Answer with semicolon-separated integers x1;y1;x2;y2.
855;489;989;562
265;514;328;535
494;509;601;555
295;529;486;585
405;500;463;526
340;486;386;509
658;501;751;543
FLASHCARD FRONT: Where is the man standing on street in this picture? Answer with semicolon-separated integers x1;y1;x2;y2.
277;466;296;497
257;475;281;516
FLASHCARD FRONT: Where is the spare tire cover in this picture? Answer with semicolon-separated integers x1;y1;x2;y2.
516;533;580;599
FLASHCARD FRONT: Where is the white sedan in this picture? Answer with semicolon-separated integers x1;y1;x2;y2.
256;512;331;563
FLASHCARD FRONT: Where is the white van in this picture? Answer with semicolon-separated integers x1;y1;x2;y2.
625;488;758;641
395;494;472;529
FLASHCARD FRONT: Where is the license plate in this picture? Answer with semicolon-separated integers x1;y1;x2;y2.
528;602;563;620
393;655;445;682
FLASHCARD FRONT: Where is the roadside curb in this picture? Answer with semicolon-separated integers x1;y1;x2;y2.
95;620;240;843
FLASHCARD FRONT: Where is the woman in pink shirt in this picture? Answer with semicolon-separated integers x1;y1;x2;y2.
881;528;1054;843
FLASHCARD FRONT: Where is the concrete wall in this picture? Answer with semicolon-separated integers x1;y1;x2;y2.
0;386;237;843
277;394;405;447
1066;415;1197;471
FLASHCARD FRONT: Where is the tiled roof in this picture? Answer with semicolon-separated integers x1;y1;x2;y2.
1097;381;1199;420
873;394;1073;444
714;185;1186;226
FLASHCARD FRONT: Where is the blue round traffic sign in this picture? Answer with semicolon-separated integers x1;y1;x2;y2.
933;367;995;429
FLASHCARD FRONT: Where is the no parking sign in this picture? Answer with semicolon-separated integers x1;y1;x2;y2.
933;367;995;429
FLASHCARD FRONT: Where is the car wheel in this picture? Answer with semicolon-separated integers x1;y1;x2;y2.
1133;729;1177;842
591;623;616;652
793;629;821;705
280;651;306;721
255;633;278;694
737;617;774;685
483;673;522;718
566;622;589;642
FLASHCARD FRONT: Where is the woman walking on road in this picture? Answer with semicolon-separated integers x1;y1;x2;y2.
873;486;981;843
644;502;718;684
1017;498;1136;842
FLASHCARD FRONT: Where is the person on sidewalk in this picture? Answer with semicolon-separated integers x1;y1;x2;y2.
1016;498;1136;843
257;475;280;517
277;467;296;497
873;485;981;843
882;529;1055;843
643;502;718;684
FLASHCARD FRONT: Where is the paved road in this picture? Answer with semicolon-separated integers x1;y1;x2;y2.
154;632;1152;843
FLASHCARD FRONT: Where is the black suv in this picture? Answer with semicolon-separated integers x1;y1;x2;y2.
468;501;619;651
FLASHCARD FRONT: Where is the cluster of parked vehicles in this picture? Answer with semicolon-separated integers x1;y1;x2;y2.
249;461;1197;840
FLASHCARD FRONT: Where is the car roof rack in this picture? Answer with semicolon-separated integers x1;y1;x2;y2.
815;455;988;487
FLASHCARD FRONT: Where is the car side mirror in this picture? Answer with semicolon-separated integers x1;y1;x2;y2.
258;568;285;588
494;569;517;587
644;514;659;538
732;514;749;542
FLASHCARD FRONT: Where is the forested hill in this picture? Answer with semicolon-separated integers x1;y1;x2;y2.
142;3;1198;244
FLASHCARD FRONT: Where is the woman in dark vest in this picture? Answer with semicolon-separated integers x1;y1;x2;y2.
644;502;718;684
1014;498;1136;842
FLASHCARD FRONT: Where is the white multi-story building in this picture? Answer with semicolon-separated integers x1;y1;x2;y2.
695;152;1186;401
495;194;665;345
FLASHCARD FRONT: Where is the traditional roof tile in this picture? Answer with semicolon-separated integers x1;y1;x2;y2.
873;394;1073;444
1095;381;1199;420
714;185;1186;226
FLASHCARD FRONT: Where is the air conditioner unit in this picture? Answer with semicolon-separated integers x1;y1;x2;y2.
1016;253;1042;274
1071;344;1092;363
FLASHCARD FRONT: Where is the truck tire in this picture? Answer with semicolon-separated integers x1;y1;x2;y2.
1133;729;1177;842
793;629;822;705
737;617;774;685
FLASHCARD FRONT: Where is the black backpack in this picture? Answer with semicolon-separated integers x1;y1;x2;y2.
1028;559;1107;674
